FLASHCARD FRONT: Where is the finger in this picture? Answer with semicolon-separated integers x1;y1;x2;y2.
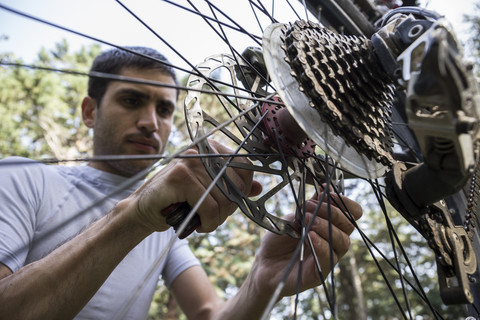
327;193;363;221
307;192;363;224
311;221;350;255
162;155;223;231
154;148;229;233
134;156;219;233
248;180;263;197
208;140;261;197
306;230;341;276
180;145;245;232
310;190;362;220
303;201;357;235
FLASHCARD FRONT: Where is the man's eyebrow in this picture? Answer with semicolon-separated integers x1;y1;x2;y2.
116;89;176;106
159;98;176;107
116;88;149;99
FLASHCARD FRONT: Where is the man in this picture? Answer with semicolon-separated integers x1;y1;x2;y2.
0;47;362;319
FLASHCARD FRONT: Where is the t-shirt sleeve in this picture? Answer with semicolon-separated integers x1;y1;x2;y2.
0;157;44;272
162;237;200;288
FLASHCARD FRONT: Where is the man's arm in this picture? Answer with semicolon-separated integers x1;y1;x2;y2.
171;263;271;320
0;199;151;320
169;266;223;319
171;192;363;319
0;144;258;319
0;263;12;280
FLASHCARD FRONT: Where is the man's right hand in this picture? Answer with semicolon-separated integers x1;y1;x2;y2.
127;140;262;235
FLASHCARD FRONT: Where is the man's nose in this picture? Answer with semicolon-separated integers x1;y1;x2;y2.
137;104;158;133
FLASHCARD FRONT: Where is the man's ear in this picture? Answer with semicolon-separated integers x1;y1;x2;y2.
81;96;97;128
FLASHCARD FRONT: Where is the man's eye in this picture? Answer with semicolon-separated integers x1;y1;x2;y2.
124;98;139;106
157;106;173;117
157;101;174;117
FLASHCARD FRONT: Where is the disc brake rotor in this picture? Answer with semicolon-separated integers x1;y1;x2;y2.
184;53;327;238
263;21;396;179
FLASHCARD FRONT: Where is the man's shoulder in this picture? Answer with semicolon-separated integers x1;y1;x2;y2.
0;157;89;196
1;156;45;169
1;156;75;179
1;156;56;179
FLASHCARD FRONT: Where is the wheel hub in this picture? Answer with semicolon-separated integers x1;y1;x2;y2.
261;96;316;159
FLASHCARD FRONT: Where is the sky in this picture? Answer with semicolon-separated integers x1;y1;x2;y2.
0;0;477;71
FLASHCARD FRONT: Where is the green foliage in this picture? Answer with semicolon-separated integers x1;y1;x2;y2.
464;1;480;75
193;215;262;298
0;39;101;159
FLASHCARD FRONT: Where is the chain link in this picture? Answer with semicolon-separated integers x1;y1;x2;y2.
465;160;480;240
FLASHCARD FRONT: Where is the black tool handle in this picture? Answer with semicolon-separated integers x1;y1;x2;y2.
161;202;201;239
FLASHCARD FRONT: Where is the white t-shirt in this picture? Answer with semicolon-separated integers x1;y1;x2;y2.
0;157;200;319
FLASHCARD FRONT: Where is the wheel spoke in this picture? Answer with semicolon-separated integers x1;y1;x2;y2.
1;1;477;318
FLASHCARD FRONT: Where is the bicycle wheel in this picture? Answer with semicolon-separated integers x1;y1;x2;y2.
1;1;479;319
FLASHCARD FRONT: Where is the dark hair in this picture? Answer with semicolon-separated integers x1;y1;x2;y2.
88;46;178;105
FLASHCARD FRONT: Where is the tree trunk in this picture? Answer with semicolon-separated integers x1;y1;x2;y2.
338;251;367;320
349;252;367;320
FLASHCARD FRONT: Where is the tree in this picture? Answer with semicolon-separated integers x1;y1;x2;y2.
0;39;101;159
464;1;480;75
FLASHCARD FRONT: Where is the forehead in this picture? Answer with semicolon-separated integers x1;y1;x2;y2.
106;67;178;99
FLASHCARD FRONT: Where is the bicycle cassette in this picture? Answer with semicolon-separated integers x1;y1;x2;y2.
263;21;396;179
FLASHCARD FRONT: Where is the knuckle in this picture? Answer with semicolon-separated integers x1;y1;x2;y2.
310;230;324;248
211;201;220;218
169;162;192;182
184;148;199;156
236;177;247;193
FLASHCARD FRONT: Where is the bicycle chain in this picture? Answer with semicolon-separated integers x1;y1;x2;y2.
465;160;480;240
280;20;395;166
418;208;454;270
415;158;480;273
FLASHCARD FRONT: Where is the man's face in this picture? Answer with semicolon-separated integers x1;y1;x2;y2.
86;67;177;177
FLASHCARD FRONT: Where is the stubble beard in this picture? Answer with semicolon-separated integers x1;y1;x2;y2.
105;156;156;178
92;128;160;178
94;140;159;177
